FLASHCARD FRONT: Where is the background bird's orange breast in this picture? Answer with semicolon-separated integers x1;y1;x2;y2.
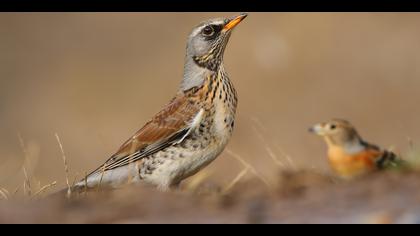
328;147;381;178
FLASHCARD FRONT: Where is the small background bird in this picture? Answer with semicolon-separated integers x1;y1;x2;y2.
55;13;248;195
309;119;402;179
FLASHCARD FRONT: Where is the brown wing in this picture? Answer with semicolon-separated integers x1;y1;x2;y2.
88;93;202;176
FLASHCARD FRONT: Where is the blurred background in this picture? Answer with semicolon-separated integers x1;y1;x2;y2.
1;13;420;192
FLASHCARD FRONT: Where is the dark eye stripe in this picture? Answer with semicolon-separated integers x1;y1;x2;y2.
212;24;223;32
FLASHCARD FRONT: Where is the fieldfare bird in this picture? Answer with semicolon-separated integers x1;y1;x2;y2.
309;119;400;179
67;14;247;193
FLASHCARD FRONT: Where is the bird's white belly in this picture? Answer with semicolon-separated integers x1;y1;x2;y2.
143;141;227;190
144;103;234;190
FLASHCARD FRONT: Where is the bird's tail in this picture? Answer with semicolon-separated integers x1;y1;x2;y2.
377;150;405;169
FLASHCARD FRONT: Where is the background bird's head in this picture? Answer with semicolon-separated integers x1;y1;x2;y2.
309;119;362;148
186;13;247;71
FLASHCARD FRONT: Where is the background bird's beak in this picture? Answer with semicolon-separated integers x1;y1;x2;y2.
223;13;248;31
309;124;324;135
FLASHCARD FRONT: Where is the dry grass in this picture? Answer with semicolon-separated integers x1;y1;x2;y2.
18;133;33;197
225;149;272;189
55;133;71;198
0;134;62;201
222;167;249;194
185;169;213;192
31;181;57;200
251;117;297;170
97;163;108;192
0;188;10;200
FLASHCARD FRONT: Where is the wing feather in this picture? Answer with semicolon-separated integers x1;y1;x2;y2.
87;93;202;177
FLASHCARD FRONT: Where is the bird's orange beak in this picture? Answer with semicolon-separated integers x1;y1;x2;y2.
223;13;248;31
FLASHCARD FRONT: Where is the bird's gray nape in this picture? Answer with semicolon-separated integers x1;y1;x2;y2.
180;57;210;91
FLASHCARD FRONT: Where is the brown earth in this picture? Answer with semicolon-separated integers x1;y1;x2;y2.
1;170;420;224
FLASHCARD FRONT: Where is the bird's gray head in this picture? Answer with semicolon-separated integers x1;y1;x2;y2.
181;13;247;91
186;13;247;71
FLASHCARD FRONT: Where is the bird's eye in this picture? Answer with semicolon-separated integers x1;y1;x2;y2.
330;124;337;130
202;26;215;36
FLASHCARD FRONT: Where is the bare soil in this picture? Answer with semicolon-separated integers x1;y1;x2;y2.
1;170;420;224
